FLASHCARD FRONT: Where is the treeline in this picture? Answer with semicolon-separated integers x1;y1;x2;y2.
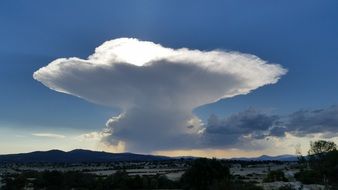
1;158;262;190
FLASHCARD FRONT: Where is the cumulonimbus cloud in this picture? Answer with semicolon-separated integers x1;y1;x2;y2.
33;38;287;152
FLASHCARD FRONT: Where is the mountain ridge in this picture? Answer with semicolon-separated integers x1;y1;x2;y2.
0;149;171;163
0;149;298;163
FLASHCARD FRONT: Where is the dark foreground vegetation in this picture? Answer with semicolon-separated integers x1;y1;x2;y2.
180;158;262;190
263;170;288;183
295;140;338;189
2;170;179;190
1;158;262;190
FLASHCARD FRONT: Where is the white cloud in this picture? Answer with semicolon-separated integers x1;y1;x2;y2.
75;131;110;141
32;133;66;139
74;130;125;152
33;38;286;152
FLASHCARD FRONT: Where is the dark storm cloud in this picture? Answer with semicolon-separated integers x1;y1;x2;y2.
202;108;281;147
202;105;338;148
286;105;338;137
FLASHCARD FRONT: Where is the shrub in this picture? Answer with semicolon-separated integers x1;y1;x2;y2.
263;170;288;182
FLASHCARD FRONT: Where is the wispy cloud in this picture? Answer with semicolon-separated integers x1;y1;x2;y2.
32;133;66;139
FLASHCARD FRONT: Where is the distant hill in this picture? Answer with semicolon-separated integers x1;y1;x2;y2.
230;154;298;161
0;149;171;163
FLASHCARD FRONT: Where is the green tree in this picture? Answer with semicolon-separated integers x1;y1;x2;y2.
321;150;338;186
295;140;338;188
308;140;337;185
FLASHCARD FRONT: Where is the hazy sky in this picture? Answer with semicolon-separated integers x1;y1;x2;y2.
0;0;338;157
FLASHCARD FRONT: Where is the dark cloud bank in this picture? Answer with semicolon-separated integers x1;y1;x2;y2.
204;105;338;149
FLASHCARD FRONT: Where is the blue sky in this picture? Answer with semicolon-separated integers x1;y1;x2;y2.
0;0;338;156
